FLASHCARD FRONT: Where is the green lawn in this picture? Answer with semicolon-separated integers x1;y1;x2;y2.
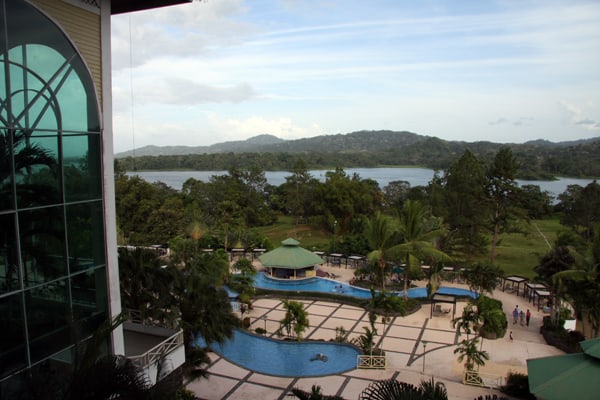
255;215;564;279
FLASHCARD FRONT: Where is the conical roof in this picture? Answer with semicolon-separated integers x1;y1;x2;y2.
258;238;323;269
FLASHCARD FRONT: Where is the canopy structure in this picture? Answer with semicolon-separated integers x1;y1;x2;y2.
527;337;600;400
258;238;324;279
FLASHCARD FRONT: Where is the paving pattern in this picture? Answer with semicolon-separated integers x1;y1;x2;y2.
188;271;565;400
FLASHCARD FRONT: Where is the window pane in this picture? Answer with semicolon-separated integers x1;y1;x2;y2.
0;129;15;211
19;206;67;287
14;132;60;208
0;212;20;295
66;201;105;273
63;134;102;202
0;292;27;379
71;267;108;339
25;280;70;363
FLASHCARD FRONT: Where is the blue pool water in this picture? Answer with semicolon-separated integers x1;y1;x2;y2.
253;272;477;299
197;329;360;377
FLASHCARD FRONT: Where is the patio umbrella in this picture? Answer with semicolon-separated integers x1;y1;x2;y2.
527;337;600;400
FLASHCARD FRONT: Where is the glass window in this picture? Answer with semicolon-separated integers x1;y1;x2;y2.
0;292;27;379
66;201;105;273
19;206;67;287
71;267;108;339
14;132;60;208
0;212;20;295
0;129;15;212
63;134;102;202
25;280;70;363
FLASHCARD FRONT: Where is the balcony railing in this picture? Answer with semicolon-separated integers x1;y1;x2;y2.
357;355;387;369
128;328;184;370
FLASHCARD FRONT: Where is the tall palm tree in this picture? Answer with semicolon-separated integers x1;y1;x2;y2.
388;200;450;300
365;212;395;290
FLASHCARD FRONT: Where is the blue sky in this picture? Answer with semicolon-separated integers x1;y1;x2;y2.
110;0;600;153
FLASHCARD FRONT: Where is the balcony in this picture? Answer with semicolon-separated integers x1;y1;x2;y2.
123;322;185;385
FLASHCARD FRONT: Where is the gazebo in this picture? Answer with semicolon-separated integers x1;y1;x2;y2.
528;337;600;400
258;238;324;279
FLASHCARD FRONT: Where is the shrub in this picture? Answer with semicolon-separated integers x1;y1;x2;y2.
254;327;266;335
500;372;535;399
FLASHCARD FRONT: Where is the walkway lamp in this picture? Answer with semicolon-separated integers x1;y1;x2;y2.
422;340;429;373
261;315;267;333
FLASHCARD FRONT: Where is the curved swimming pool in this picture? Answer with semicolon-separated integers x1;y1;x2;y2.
197;329;360;377
253;272;477;299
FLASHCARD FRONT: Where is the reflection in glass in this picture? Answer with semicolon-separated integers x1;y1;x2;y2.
0;212;19;294
71;267;108;339
19;206;67;287
25;280;69;363
0;292;27;378
67;201;105;273
63;134;102;202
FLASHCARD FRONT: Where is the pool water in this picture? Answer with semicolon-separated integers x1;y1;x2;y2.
253;272;477;299
197;329;360;377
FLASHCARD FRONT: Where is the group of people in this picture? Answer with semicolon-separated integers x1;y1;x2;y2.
512;306;531;326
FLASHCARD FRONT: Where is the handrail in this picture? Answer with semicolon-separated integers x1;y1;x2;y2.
357;355;386;369
463;369;505;388
128;329;184;369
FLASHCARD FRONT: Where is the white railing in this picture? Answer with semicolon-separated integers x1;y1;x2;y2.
128;329;184;370
463;369;505;388
357;355;386;369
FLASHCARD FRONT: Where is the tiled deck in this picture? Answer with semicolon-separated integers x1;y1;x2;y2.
188;277;564;400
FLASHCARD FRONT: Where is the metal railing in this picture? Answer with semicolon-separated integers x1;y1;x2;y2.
128;329;184;370
357;355;386;369
463;370;505;388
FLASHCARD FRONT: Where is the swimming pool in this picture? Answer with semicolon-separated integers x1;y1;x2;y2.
253;272;477;299
197;329;360;377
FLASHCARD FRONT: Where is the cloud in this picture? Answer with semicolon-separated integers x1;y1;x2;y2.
134;78;257;105
489;118;507;126
207;114;324;142
558;101;600;130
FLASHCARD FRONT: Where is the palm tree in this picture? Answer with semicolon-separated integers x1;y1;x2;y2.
463;262;503;297
452;304;480;340
358;378;448;400
388;200;451;300
454;338;489;371
279;299;310;341
291;385;345;400
365;212;396;290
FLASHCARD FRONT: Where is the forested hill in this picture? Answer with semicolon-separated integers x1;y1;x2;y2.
115;130;600;179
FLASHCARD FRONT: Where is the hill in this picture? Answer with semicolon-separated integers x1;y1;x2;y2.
114;130;600;179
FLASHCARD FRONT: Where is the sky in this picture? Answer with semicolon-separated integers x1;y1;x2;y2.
110;0;600;154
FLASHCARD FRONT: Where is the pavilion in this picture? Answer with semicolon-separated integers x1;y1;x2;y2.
528;337;600;400
258;238;324;279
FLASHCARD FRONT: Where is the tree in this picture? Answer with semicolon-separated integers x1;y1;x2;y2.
463;262;503;297
454;338;489;371
291;385;345;400
486;148;525;263
440;150;489;260
365;213;396;290
279;299;310;341
388;200;450;300
452;303;481;340
358;378;448;400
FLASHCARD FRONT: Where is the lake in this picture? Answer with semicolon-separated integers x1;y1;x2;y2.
127;168;596;198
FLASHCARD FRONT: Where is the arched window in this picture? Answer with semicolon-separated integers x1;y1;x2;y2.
0;0;107;379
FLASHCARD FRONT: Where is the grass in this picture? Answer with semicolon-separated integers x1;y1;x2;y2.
255;215;564;280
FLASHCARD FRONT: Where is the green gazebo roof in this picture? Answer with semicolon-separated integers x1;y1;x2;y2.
527;337;600;400
258;238;323;269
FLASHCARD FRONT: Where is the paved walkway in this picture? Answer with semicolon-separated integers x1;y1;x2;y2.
188;265;563;399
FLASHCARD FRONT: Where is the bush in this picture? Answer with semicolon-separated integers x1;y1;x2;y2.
254;327;266;335
500;372;535;399
540;317;583;353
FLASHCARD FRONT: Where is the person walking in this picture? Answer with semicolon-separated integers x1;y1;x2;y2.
509;331;513;341
519;310;525;326
512;306;519;324
526;309;531;326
